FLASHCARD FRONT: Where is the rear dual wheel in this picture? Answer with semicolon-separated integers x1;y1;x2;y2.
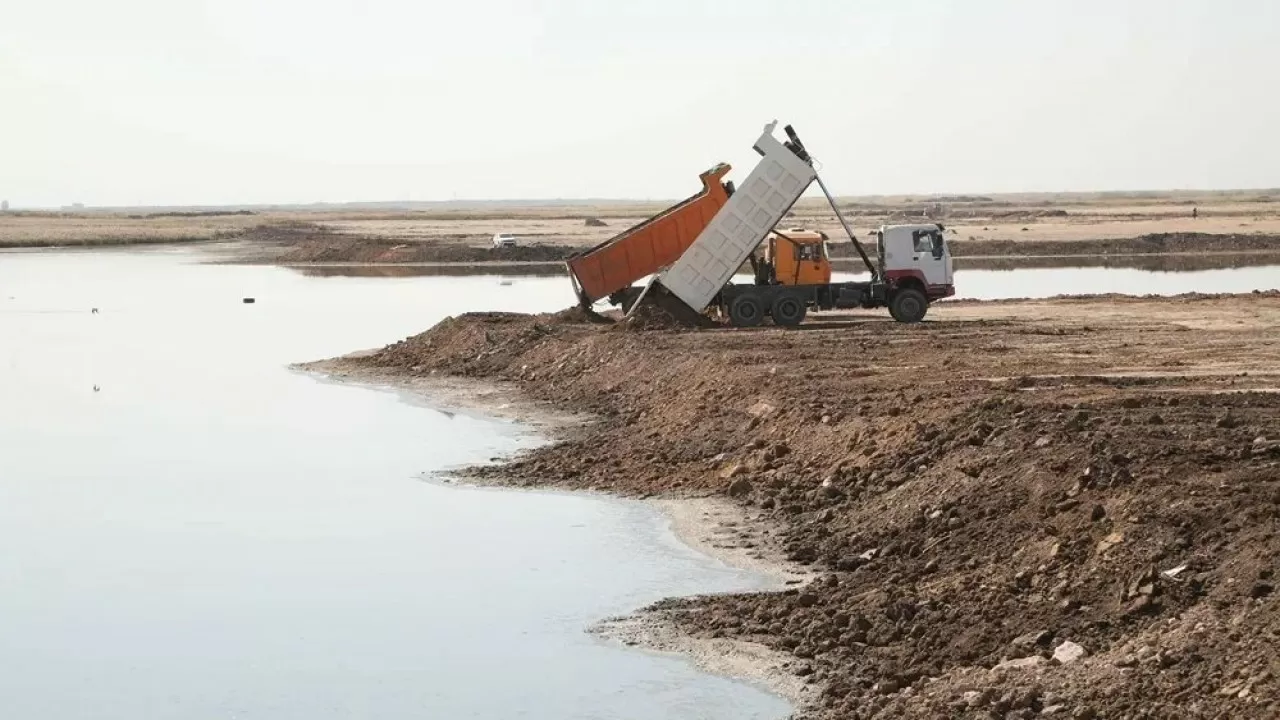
770;296;807;327
888;288;928;323
728;294;764;327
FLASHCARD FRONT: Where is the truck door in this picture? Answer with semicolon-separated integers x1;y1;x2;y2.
910;229;953;288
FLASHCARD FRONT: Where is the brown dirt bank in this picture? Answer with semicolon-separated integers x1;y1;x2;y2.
332;295;1280;719
340;297;1280;718
951;232;1280;258
235;222;572;264
945;252;1280;273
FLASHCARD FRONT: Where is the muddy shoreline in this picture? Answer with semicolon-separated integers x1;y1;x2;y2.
297;357;816;711
312;294;1280;719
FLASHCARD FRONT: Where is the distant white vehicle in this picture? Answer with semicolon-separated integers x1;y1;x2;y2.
491;233;518;248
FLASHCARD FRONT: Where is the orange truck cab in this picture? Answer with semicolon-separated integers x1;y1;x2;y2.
760;229;832;287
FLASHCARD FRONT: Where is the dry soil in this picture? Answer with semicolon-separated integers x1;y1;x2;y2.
321;293;1280;720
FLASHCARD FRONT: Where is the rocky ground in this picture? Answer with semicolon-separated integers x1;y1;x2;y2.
323;293;1279;719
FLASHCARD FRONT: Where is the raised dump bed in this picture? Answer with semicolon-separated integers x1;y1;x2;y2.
656;122;817;314
566;164;732;308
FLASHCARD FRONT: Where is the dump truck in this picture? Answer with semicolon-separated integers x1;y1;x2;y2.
722;223;955;325
563;121;954;324
644;122;954;324
565;164;734;309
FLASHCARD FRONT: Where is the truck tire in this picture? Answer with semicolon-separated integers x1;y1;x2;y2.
728;294;764;327
889;288;928;323
770;295;807;327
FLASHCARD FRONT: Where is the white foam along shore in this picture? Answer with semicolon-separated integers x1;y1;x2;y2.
296;355;819;714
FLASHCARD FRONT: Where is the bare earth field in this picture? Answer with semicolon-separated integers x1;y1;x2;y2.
0;210;260;247
6;190;1280;270
313;293;1280;720
302;194;1280;254
246;192;1280;268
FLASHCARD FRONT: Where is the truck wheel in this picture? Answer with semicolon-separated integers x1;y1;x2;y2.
728;294;764;327
889;288;928;323
770;296;807;327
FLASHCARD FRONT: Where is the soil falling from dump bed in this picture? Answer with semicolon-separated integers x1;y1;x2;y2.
618;295;718;331
342;294;1280;720
547;305;615;325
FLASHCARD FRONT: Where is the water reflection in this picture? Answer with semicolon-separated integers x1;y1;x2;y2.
0;249;789;720
290;251;1280;279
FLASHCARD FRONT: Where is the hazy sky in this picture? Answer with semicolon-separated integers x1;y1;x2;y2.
3;0;1278;207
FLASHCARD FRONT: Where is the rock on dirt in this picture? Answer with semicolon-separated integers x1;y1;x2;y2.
726;477;753;498
1052;641;1087;665
994;656;1048;671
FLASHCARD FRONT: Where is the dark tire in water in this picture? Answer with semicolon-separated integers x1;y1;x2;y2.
770;295;807;327
888;288;928;323
728;293;764;327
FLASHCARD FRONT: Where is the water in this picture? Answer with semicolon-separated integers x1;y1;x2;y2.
298;263;1279;302
3;247;1276;719
0;248;790;720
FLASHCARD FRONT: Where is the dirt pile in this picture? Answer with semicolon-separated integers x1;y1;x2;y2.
650;387;1280;718
372;312;567;378
617;295;717;331
348;294;1280;719
621;301;686;330
547;305;615;325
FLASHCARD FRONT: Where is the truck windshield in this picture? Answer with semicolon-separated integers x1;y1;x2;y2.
795;243;824;261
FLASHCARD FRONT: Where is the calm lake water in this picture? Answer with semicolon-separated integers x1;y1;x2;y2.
2;246;1276;719
0;248;790;720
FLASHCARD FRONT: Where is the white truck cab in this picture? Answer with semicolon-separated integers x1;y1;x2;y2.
877;224;955;300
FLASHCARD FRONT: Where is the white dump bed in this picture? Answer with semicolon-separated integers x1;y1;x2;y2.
656;122;817;313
